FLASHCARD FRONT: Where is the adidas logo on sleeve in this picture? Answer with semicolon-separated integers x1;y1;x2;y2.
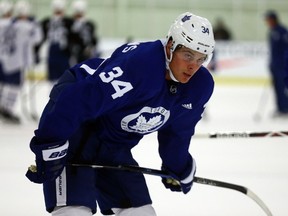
182;103;193;109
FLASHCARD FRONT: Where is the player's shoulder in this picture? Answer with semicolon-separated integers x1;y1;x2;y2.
111;40;163;57
106;40;164;72
85;20;95;28
130;40;164;58
112;40;165;72
70;40;166;89
104;40;166;93
276;24;288;34
120;40;166;79
0;18;8;26
195;66;214;84
70;57;105;78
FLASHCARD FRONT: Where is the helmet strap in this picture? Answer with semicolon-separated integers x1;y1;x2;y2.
164;43;179;82
168;66;179;82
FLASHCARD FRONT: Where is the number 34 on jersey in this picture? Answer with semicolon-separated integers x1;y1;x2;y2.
80;64;134;99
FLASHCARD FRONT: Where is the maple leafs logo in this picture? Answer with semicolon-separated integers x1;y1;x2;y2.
181;15;192;22
121;106;170;134
130;115;163;132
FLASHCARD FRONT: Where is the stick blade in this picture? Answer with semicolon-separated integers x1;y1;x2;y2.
246;189;273;216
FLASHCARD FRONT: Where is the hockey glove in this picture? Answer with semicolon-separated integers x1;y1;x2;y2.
161;158;196;194
25;137;69;184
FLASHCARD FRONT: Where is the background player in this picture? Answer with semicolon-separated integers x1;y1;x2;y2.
264;10;288;117
0;0;42;123
35;0;73;84
26;12;215;216
70;0;98;65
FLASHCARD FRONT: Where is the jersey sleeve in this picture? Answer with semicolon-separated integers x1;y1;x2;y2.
157;68;214;179
157;104;203;178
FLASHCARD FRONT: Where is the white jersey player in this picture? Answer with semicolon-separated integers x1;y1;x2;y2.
14;0;43;71
0;0;42;123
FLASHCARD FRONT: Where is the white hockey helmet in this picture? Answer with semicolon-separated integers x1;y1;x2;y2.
72;0;87;14
0;0;13;16
51;0;66;11
15;0;31;16
167;12;215;56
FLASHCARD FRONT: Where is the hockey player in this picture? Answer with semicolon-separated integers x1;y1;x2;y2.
14;0;43;73
26;12;215;216
13;0;43;121
0;1;43;124
70;0;98;64
0;0;16;122
265;10;288;116
35;0;73;84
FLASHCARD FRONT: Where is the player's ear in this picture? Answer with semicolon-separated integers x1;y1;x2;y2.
166;39;173;59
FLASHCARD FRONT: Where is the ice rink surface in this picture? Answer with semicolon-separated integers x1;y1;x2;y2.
0;79;287;216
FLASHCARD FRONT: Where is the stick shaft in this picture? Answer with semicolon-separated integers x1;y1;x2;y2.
194;131;288;138
70;163;272;216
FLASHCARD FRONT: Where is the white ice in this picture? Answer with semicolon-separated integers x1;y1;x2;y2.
0;79;287;216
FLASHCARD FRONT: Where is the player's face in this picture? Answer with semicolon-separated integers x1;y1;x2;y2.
167;44;207;83
265;17;276;29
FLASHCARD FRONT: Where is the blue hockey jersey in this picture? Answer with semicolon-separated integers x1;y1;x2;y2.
34;40;214;178
268;24;288;71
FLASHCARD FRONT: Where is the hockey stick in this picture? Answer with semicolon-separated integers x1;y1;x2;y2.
193;130;288;139
21;74;39;122
253;82;270;122
70;163;273;216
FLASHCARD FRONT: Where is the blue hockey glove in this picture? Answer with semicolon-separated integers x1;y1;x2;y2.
161;158;196;194
25;137;69;184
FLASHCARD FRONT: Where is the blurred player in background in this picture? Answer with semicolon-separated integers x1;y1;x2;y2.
213;17;232;41
14;0;43;74
0;0;17;123
14;0;43;122
265;10;288;117
208;17;233;72
26;12;215;216
70;0;98;65
35;0;73;84
0;0;15;122
0;0;42;124
203;18;232;120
